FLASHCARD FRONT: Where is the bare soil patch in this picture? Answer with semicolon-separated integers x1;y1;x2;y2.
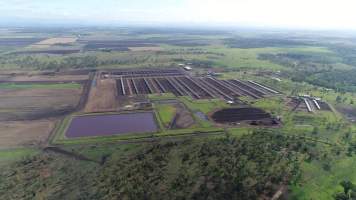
0;88;82;121
286;97;307;112
85;78;119;112
336;105;356;122
171;103;195;129
0;120;55;149
33;37;78;47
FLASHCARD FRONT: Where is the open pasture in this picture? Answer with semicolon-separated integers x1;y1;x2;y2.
0;120;54;149
0;85;82;121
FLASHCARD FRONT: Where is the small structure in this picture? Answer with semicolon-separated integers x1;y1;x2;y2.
227;100;234;104
184;66;192;71
271;77;281;82
298;94;323;112
303;98;312;112
313;99;321;110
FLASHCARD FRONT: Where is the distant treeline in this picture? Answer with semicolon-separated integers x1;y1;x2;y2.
328;45;356;66
258;50;356;92
12;56;99;70
299;69;356;92
225;37;310;48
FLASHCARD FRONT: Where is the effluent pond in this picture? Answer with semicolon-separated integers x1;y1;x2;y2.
65;112;158;138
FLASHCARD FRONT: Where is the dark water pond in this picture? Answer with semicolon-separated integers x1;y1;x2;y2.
66;112;157;138
212;108;271;123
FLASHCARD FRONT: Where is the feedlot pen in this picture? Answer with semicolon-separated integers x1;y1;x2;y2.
104;68;280;101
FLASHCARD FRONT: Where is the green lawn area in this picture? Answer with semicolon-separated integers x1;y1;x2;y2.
179;96;228;114
252;96;288;116
148;93;176;101
0;83;82;89
0;148;39;166
156;104;177;127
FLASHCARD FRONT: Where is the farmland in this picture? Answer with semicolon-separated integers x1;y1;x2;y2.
0;27;356;199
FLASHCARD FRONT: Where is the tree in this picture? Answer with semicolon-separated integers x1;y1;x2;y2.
312;127;319;135
334;181;356;200
340;181;354;195
336;96;342;103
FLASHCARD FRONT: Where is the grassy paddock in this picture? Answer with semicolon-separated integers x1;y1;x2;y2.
0;83;82;89
0;148;39;166
155;104;177;128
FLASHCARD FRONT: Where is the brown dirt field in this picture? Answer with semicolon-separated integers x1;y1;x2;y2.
85;78;119;112
286;98;308;112
336;105;356;122
0;88;82;121
174;103;195;129
0;120;55;149
30;37;77;48
0;74;88;82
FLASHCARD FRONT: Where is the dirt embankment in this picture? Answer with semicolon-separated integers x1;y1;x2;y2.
170;103;195;129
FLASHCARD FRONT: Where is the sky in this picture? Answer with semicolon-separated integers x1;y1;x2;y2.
0;0;356;29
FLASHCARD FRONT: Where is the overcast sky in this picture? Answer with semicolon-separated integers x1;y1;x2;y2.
1;0;356;29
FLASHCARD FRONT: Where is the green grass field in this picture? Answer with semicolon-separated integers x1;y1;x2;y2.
290;156;356;200
156;104;177;127
0;83;82;89
0;148;39;166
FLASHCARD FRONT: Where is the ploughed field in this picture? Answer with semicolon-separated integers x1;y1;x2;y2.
0;71;88;148
0;38;45;47
9;49;81;55
65;112;158;138
211;108;272;123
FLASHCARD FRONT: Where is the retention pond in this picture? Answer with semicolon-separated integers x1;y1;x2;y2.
66;112;158;138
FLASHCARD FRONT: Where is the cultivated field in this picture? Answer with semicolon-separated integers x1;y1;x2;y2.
31;37;77;48
0;87;82;121
0;120;54;149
